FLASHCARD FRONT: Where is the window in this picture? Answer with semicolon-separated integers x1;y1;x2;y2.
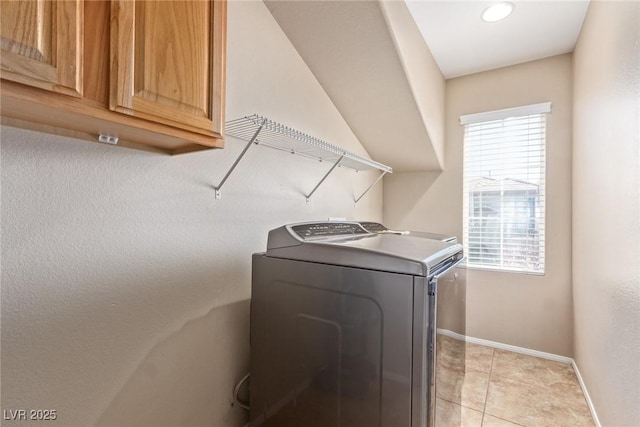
461;103;550;274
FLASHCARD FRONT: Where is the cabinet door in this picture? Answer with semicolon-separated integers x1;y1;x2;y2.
0;0;83;97
110;0;226;138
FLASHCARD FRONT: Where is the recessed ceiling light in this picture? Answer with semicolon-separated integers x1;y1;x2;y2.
482;2;515;23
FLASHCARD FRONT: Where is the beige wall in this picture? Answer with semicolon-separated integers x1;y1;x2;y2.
264;0;443;172
380;0;446;168
0;2;382;426
385;54;574;356
572;1;640;425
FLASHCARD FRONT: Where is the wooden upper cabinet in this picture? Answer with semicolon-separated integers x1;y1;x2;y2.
1;0;226;154
0;0;83;97
110;0;226;138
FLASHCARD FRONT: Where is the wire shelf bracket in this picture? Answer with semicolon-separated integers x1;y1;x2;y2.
305;154;345;205
354;169;389;206
214;120;265;199
219;114;392;203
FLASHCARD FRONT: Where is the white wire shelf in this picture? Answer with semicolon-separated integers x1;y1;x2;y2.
225;115;392;172
217;114;392;203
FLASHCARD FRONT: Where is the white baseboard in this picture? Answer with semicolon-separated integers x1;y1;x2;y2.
437;328;573;364
436;328;601;426
572;360;602;427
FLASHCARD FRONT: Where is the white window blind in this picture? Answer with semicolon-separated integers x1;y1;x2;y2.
461;103;549;274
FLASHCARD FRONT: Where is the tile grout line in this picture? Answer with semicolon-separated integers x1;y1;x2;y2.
460;339;595;427
488;355;593;423
489;365;575;390
480;345;590;427
480;348;495;426
479;347;532;427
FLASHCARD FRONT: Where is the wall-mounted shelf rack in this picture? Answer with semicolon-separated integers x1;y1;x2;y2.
218;114;392;204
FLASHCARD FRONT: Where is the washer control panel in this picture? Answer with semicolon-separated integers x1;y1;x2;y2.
290;222;370;240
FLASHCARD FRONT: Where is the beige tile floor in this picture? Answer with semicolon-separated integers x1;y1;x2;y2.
436;335;595;427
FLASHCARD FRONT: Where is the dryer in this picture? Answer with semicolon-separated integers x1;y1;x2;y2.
250;221;465;427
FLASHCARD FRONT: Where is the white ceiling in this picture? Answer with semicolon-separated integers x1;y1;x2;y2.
406;0;590;78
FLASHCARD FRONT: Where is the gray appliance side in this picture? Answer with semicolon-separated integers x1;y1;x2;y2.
430;258;468;427
436;263;467;339
411;275;430;427
412;256;467;427
250;253;416;427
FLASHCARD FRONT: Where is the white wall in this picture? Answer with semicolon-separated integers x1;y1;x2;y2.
0;2;382;426
572;1;640;425
385;55;574;356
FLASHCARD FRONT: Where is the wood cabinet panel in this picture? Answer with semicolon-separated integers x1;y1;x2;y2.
1;0;226;154
83;0;110;104
110;0;226;138
0;0;83;97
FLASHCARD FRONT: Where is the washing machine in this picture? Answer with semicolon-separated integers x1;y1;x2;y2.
250;221;466;427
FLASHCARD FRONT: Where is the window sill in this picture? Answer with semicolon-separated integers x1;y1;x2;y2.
462;263;545;276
